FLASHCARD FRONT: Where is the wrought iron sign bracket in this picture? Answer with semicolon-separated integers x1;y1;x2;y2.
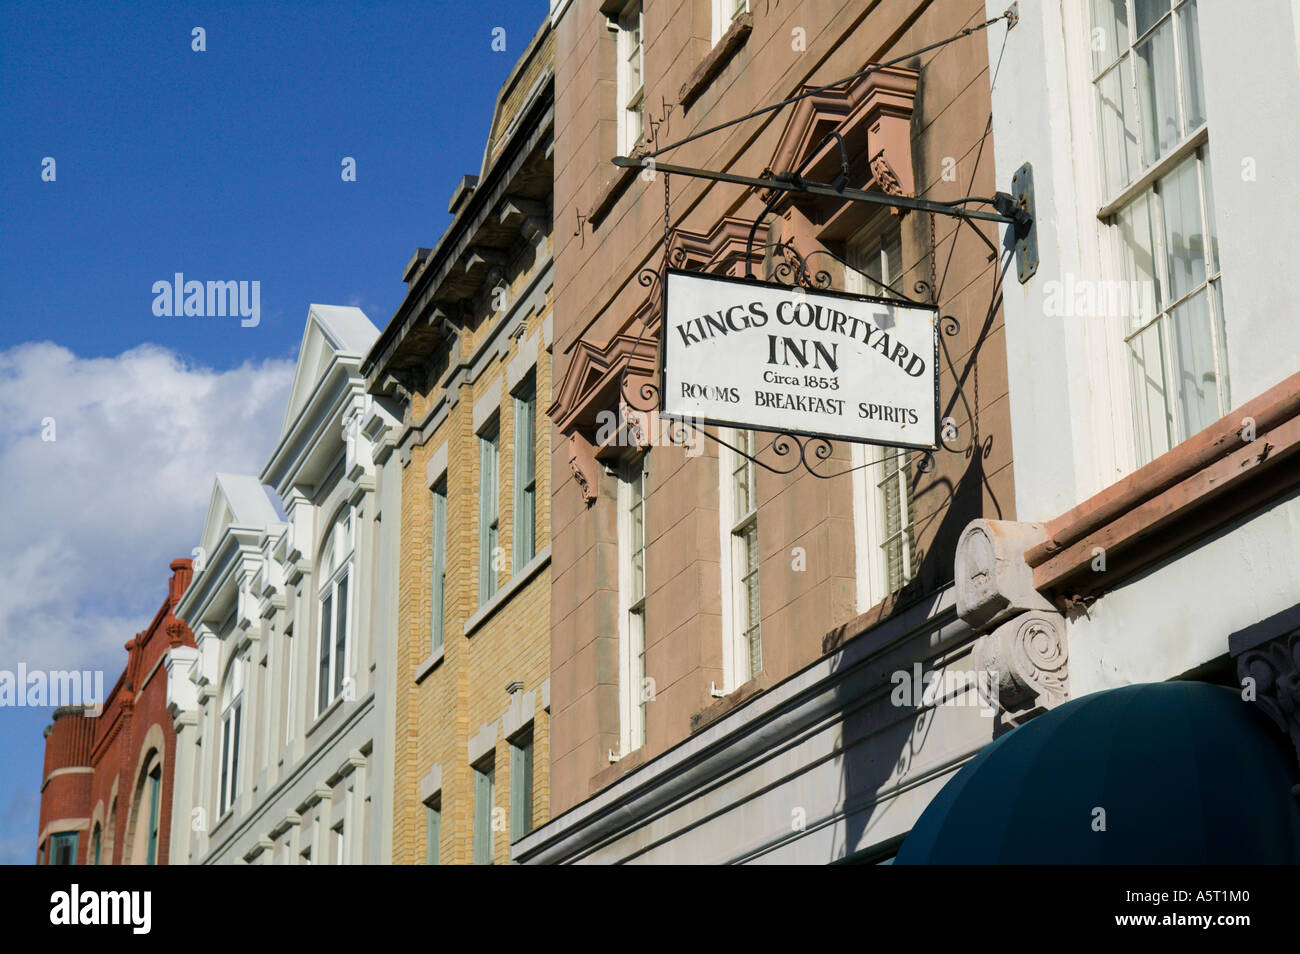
611;155;1038;285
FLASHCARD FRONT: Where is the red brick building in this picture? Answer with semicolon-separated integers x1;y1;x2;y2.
36;559;195;865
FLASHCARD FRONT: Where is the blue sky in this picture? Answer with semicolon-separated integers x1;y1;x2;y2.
0;0;548;864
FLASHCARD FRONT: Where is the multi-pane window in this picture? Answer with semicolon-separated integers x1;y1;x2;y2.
430;479;447;653
509;730;534;844
848;221;904;300
618;456;648;753
478;422;501;604
877;448;918;593
219;656;244;817
425;797;441;865
317;508;354;715
1091;0;1225;463
513;375;537;569
711;0;748;44
145;763;162;865
721;430;761;686
50;832;77;865
616;2;644;154
472;758;495;865
847;221;918;603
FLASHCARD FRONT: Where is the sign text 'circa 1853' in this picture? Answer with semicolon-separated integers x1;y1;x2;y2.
662;270;939;450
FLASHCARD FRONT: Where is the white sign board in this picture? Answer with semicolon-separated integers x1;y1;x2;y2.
662;270;939;450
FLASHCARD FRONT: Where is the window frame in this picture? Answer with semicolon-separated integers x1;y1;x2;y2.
710;0;748;46
50;831;78;865
509;729;534;845
315;507;355;716
424;796;441;865
1087;0;1226;463
145;761;162;865
617;453;648;754
218;655;244;818
478;419;501;604
430;478;448;652
472;757;496;865
512;374;538;570
718;429;761;691
615;1;645;155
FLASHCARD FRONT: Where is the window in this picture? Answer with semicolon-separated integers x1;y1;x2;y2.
50;832;78;865
478;422;501;603
333;823;345;865
1090;0;1225;463
91;823;101;866
513;374;538;569
615;2;645;154
316;508;354;714
430;479;448;652
219;656;244;817
711;0;748;45
424;797;441;865
847;221;919;606
472;758;495;865
848;220;904;300
720;430;761;687
618;455;648;753
145;763;162;865
509;730;534;844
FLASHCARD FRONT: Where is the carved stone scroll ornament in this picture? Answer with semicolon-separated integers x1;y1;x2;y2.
567;432;599;507
971;610;1071;727
1233;628;1300;792
954;519;1056;632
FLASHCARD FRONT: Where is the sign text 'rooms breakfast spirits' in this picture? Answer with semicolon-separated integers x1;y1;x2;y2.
662;270;939;450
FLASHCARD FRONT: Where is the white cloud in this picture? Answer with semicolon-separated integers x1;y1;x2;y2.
0;342;294;674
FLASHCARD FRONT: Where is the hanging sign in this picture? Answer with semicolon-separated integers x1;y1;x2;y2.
661;269;939;450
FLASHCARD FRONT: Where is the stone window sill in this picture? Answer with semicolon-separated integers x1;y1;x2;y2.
414;644;445;684
680;13;753;110
689;669;771;734
589;162;639;229
462;545;552;638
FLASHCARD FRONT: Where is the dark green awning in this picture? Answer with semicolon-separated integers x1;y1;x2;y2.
896;681;1300;864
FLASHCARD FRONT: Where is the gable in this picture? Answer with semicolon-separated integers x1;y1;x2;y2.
282;305;379;431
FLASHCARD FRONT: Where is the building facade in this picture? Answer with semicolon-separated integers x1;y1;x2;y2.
520;0;1019;862
37;560;195;865
169;306;401;865
361;21;555;865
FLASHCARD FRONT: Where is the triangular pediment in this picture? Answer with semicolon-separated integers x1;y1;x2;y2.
282;305;380;431
198;473;279;561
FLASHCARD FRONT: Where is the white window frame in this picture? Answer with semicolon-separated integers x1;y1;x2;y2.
845;220;918;611
711;0;748;46
718;429;761;691
617;454;648;754
218;653;244;818
614;1;645;155
1086;0;1224;466
315;507;355;717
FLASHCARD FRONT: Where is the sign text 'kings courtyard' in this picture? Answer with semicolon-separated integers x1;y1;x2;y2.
662;270;939;449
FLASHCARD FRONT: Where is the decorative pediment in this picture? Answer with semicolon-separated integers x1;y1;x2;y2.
761;65;919;205
282;305;379;431
669;216;764;277
197;473;280;566
549;331;659;438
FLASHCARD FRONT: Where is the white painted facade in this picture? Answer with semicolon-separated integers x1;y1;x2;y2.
985;0;1300;692
169;306;401;864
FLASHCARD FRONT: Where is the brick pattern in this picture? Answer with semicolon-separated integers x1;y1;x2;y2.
36;560;194;865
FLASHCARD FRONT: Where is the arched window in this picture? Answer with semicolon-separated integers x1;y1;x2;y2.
219;655;245;817
91;822;102;865
145;762;162;864
316;508;355;715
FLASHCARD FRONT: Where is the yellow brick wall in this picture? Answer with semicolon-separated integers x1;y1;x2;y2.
392;269;553;866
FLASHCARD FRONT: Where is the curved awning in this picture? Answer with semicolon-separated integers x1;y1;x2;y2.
896;681;1300;864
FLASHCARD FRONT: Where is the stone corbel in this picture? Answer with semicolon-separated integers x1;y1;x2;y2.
568;431;599;507
956;519;1067;725
971;610;1070;728
1231;625;1300;792
955;519;1056;632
